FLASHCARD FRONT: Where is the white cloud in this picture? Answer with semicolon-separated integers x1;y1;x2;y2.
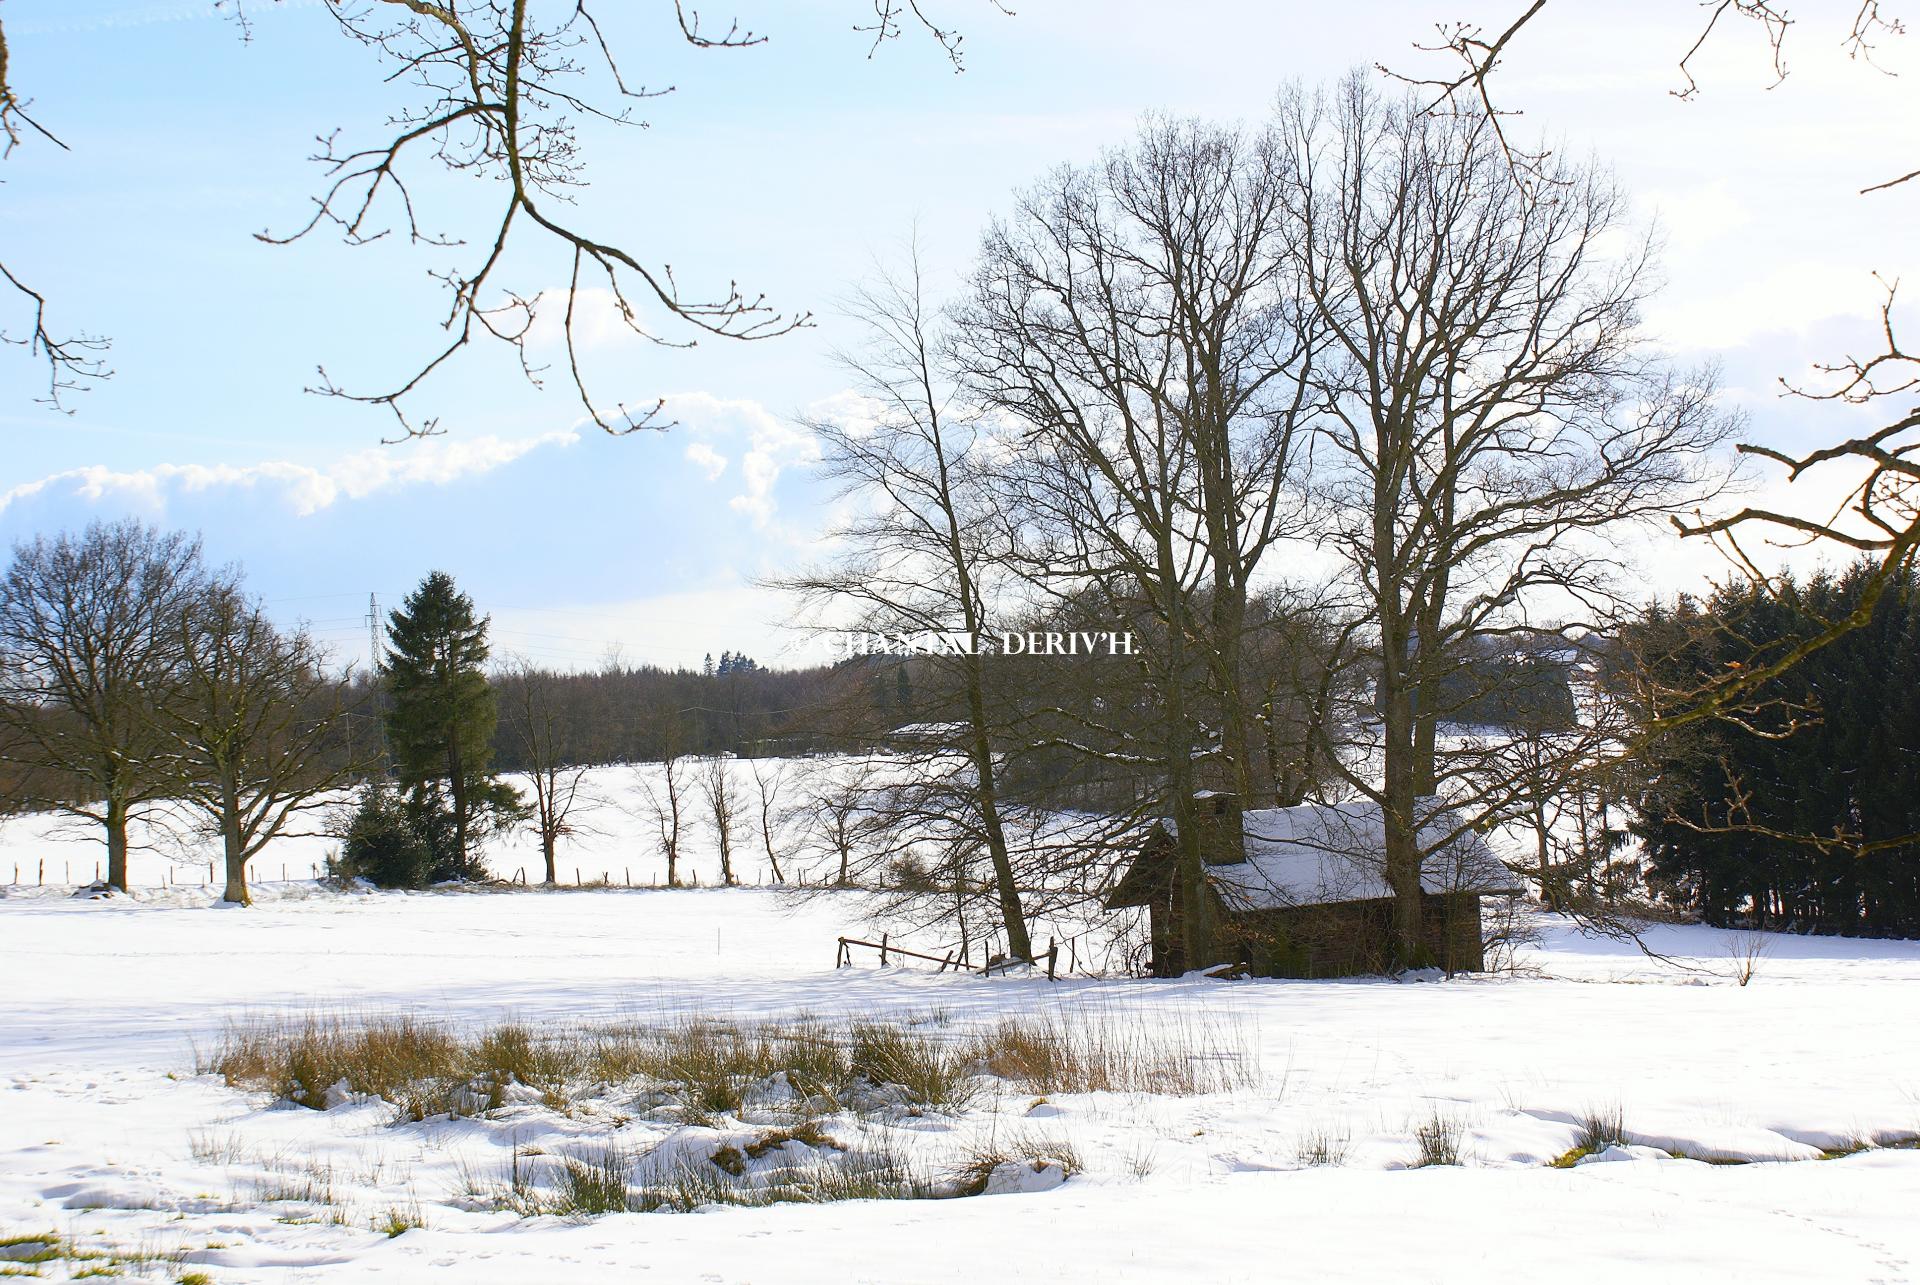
0;430;579;519
659;391;823;529
684;441;728;481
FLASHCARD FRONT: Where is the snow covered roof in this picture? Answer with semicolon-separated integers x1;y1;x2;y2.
1202;800;1520;911
886;722;969;742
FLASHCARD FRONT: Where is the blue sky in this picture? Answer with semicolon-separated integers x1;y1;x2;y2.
2;0;1915;670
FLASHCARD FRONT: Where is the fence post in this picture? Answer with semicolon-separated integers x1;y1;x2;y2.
625;868;631;887
38;859;44;886
879;932;889;967
1047;939;1058;981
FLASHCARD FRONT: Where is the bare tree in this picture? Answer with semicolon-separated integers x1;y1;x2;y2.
750;757;787;883
954;114;1319;968
499;656;595;885
795;757;886;888
1275;79;1735;963
164;584;364;905
638;734;691;886
701;754;740;885
0;521;215;890
779;241;1034;956
1387;4;1920;729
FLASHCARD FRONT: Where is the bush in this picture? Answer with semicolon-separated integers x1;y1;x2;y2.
336;784;435;889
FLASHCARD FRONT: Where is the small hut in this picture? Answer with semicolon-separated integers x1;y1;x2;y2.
1105;792;1520;978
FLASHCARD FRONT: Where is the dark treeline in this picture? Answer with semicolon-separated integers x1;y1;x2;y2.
434;659;861;772
1631;559;1920;936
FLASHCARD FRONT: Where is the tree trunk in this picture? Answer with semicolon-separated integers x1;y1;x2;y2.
542;830;557;885
104;796;130;892
1160;541;1213;969
220;775;250;905
1411;578;1448;796
1209;566;1256;803
1380;624;1428;967
760;825;784;883
959;646;1030;960
448;730;468;879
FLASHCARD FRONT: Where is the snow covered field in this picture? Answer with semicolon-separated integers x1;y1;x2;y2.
2;879;1918;1283
0;759;837;894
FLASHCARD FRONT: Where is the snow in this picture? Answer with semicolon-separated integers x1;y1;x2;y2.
2;763;1919;1281
1210;800;1520;909
0;757;869;893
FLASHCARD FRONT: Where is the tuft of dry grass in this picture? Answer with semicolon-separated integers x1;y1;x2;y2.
1294;1125;1352;1168
552;1145;636;1217
947;1134;1082;1197
1413;1108;1466;1167
375;1202;427;1237
848;1021;977;1112
200;1015;465;1116
196;1007;1258;1146
968;1013;1256;1096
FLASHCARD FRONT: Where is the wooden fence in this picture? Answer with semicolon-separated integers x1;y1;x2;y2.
836;933;1059;979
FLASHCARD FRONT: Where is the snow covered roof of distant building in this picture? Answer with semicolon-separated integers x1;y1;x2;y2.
885;721;969;743
1187;800;1520;911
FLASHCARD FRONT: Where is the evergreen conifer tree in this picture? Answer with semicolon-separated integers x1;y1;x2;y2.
382;571;518;879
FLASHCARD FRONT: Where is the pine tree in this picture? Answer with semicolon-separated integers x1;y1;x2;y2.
1631;558;1920;935
383;571;518;880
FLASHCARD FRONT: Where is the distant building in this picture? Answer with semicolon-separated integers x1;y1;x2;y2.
1105;793;1521;978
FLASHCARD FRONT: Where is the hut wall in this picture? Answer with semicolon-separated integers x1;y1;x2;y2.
1226;892;1489;978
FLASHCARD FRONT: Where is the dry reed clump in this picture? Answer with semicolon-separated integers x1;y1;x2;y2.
1293;1125;1352;1168
1550;1103;1629;1168
199;1013;971;1123
198;1008;1258;1134
509;1133;931;1216
199;1015;465;1113
200;1015;586;1121
947;1134;1083;1196
847;1021;978;1112
1412;1108;1467;1167
966;1012;1257;1096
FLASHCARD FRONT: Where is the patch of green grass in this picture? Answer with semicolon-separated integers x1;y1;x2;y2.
376;1203;426;1237
1665;1147;1751;1165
